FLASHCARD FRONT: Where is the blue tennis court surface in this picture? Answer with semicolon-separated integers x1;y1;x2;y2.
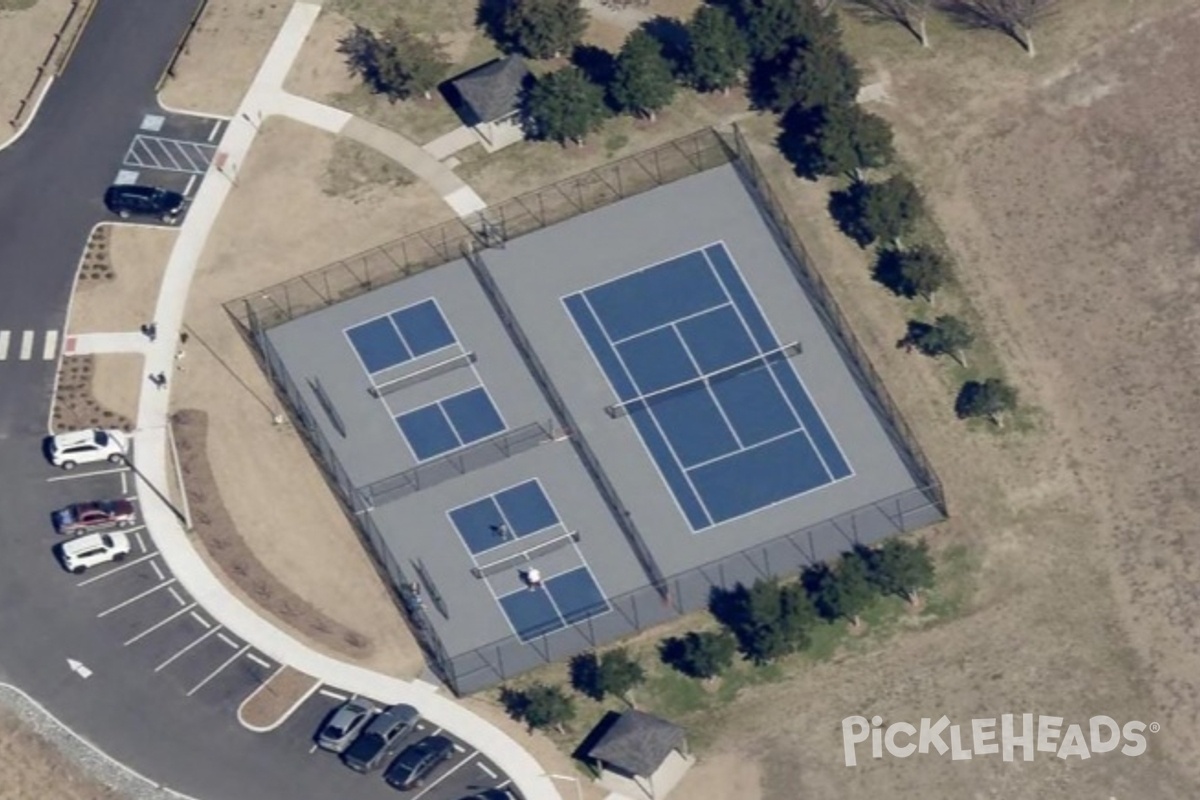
448;479;561;556
396;386;506;460
497;566;610;641
345;298;457;374
563;242;852;530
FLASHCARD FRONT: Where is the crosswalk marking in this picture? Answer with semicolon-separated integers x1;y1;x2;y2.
0;330;61;361
43;330;58;360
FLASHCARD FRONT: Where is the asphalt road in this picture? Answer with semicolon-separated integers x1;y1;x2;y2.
0;3;518;799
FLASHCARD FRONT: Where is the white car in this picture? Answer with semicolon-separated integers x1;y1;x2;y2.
48;429;128;470
56;531;132;574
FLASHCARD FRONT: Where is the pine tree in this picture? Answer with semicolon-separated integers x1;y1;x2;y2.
685;5;750;93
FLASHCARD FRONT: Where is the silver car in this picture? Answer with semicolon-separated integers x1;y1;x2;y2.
316;698;376;753
342;704;420;772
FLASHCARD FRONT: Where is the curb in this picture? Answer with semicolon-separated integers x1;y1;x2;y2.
0;77;54;152
236;669;322;734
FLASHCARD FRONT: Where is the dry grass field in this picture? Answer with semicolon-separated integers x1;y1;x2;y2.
0;707;121;800
0;0;74;133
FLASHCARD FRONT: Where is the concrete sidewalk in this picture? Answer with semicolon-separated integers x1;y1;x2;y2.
133;4;559;799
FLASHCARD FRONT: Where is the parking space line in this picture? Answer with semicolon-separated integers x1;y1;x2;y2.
452;743;465;753
207;120;221;142
47;466;130;483
168;586;186;606
318;688;347;701
184;174;197;196
134;530;146;554
246;653;271;669
120;470;128;494
97;578;175;618
155;624;222;672
181;143;207;171
189;611;211;629
186;645;249;697
124;602;197;646
216;632;240;650
150;559;164;581
477;763;497;779
75;551;157;586
410;751;478;800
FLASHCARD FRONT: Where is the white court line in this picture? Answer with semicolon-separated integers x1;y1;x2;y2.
207;119;221;142
477;762;497;779
42;331;58;360
216;632;239;650
124;602;196;646
0;331;9;360
246;653;271;669
168;586;186;606
97;579;175;618
19;331;33;360
149;559;164;581
75;551;157;586
184;174;197;196
47;466;130;483
318;688;347;701
133;530;146;554
186;645;249;697
409;751;478;800
189;610;211;629
155;625;221;672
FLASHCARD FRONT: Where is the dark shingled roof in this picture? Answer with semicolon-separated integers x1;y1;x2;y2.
449;55;531;124
585;711;686;776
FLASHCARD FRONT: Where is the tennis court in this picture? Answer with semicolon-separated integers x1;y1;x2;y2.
563;242;853;530
448;479;562;556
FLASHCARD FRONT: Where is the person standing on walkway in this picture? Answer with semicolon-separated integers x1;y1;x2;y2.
145;322;158;342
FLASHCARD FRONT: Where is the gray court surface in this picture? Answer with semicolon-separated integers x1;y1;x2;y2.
263;163;942;693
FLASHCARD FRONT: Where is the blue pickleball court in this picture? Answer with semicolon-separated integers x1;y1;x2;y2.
562;242;853;531
344;298;457;374
447;479;562;557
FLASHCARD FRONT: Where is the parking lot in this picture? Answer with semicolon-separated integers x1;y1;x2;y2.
109;110;229;222
41;458;520;800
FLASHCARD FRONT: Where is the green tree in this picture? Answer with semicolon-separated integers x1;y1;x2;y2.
955;378;1018;426
502;0;589;59
767;37;861;113
598;647;646;704
871;539;935;603
710;579;820;664
831;175;925;247
659;631;737;680
808;552;876;627
911;315;974;365
525;66;609;145
610;30;677;121
736;0;838;62
503;682;575;733
778;102;893;179
685;5;750;93
338;19;450;101
900;246;951;303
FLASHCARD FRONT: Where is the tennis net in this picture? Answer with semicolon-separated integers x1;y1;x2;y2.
370;350;475;398
471;530;580;579
605;340;802;419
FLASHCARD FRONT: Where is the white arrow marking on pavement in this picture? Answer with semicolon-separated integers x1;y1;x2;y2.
67;658;93;679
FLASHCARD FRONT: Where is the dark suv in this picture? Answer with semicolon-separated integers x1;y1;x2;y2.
104;184;186;222
383;734;455;791
342;704;420;773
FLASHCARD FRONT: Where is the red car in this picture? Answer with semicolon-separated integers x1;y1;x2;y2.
53;500;137;535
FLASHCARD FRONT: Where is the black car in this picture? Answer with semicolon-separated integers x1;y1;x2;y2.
460;790;517;800
104;184;186;222
383;734;455;791
342;704;420;773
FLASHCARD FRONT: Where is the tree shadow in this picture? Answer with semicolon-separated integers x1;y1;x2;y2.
828;181;874;247
873;247;916;297
640;15;692;76
476;0;515;53
776;104;824;180
899;319;935;351
571;43;620;112
936;0;1027;48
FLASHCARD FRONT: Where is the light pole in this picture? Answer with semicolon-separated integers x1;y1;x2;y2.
544;773;583;800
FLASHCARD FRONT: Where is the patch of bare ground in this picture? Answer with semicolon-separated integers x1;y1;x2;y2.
0;707;122;800
52;355;136;434
238;666;319;729
581;0;703;51
158;0;291;115
176;117;448;679
0;0;74;130
68;225;176;335
647;2;1200;799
